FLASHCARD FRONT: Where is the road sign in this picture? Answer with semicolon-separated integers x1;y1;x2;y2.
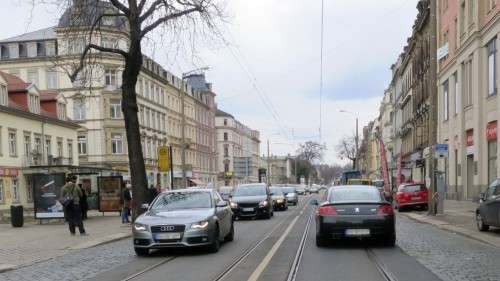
434;143;448;158
158;146;171;172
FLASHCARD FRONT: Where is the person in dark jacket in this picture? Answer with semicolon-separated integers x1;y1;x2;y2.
122;184;132;223
148;184;159;204
61;176;87;236
79;183;88;220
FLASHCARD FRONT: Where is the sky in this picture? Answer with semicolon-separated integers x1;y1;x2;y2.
0;0;420;165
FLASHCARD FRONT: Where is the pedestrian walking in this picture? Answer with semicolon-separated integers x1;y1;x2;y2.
122;183;132;223
61;175;87;236
79;183;88;220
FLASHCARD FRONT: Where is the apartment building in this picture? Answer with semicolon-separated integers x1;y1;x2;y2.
260;156;293;185
437;0;500;200
215;109;260;186
0;71;79;215
0;1;217;188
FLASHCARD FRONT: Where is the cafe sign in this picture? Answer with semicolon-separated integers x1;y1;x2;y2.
486;121;497;141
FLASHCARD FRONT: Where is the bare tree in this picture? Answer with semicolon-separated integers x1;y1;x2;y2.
296;141;326;163
336;135;357;169
34;0;225;220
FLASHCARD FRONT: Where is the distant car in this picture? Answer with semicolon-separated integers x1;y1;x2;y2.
296;187;306;195
313;185;396;247
218;186;233;201
347;178;372;185
132;189;234;256
282;186;298;206
393;183;429;211
270;186;288;211
309;186;319;194
476;179;500;232
230;183;274;219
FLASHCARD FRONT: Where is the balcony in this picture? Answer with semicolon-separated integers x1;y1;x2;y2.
22;154;74;167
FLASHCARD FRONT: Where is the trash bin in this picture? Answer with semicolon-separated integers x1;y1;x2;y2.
10;205;23;227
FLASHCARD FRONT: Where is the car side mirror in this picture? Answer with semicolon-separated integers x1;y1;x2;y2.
269;192;274;196
140;203;149;210
216;201;228;208
310;199;319;206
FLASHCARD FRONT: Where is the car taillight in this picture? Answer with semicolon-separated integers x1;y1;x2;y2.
317;205;337;216
378;205;394;215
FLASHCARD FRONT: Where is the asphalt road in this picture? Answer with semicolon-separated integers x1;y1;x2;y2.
87;194;443;281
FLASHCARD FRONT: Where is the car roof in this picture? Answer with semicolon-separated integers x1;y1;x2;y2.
328;185;378;191
164;188;213;193
237;183;266;188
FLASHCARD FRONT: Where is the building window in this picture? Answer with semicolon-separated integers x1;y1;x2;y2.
68;140;73;164
73;98;86;120
105;69;117;86
46;71;58;89
462;58;473;107
453;72;459;114
0;84;7;106
12;179;19;202
443;80;449;121
110;99;122;119
487;38;497;96
28;94;40;114
459;1;465;35
57;139;63;157
224;162;229;172
78;135;87;155
8;130;17;156
488;141;497;184
224;119;227;126
146;108;150;127
34;135;42;155
467;0;474;26
111;134;124;154
224;132;228;141
27;69;39;86
46;41;55;56
26;177;33;202
152;111;156;129
45;137;51;157
24;133;31;158
139;106;144;125
224;144;229;157
57;103;67;120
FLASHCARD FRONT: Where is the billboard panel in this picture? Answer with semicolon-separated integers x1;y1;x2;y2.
98;176;123;212
33;174;66;219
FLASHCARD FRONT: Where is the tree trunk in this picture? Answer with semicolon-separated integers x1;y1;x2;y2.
121;20;147;221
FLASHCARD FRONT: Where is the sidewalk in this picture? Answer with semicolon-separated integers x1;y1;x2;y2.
400;200;500;248
0;211;132;273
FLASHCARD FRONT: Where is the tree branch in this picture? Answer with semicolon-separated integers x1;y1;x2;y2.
139;0;165;22
109;0;130;15
141;7;202;37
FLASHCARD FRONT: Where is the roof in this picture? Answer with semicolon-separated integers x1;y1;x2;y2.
216;109;234;118
40;91;58;101
0;27;56;43
185;74;210;91
0;71;30;92
58;0;127;30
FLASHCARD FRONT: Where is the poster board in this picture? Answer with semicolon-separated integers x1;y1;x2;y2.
33;173;66;219
98;176;123;212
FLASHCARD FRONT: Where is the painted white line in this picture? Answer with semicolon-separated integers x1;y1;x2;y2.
246;215;301;281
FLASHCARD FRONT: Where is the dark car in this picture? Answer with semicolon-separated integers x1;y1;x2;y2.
132;189;234;256
230;184;274;219
476;179;500;232
270;186;288;211
312;185;395;247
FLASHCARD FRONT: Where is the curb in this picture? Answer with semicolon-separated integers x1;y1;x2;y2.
68;232;131;250
399;213;500;249
0;264;16;273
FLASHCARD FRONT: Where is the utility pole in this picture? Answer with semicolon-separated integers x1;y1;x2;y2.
267;140;271;186
428;0;438;215
179;78;187;189
355;117;359;169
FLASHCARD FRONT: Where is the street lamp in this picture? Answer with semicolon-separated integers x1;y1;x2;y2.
339;110;359;169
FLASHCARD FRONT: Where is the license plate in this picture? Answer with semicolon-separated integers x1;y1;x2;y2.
242;208;254;212
155;233;181;240
345;229;370;236
411;196;421;200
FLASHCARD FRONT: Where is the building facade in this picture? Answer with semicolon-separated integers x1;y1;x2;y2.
437;0;500;200
215;109;260;186
0;1;218;188
0;71;79;215
260;156;293;185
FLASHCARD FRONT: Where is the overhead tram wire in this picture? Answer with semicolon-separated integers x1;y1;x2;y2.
319;0;324;143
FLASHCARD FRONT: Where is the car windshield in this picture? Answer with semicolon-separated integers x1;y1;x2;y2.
270;187;284;195
151;192;212;210
219;187;232;194
400;185;425;192
234;185;267;196
282;187;295;194
329;188;381;203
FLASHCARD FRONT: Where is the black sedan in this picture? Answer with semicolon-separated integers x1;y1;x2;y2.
230;183;273;219
312;185;395;247
476;179;500;231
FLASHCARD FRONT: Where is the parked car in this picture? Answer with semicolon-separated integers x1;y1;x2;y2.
218;186;233;201
296;186;306;195
270;186;288;211
312;185;396;247
132;189;234;256
393;183;429;211
309;186;319;194
476;179;500;232
282;186;298;206
230;183;274;219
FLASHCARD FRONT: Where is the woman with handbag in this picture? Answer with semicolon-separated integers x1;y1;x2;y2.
61;176;87;236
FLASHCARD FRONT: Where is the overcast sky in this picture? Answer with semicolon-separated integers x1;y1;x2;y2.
0;0;419;164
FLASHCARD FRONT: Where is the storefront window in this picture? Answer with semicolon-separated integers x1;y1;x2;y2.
12;179;19;202
0;179;4;203
488;141;497;184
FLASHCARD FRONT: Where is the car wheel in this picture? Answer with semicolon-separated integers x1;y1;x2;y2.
476;212;490;232
225;222;234;242
208;225;221;253
134;247;150;256
382;233;396;247
316;235;328;247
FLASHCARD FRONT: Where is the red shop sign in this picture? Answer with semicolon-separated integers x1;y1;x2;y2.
486;121;497;141
466;129;474;146
0;167;19;177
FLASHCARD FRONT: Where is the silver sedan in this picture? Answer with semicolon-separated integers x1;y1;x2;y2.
132;189;234;256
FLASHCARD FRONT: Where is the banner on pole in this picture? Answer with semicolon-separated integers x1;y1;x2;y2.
158;146;171;172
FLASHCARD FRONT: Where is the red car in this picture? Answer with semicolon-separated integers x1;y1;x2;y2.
393;183;428;211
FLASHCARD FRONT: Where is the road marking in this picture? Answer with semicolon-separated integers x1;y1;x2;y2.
246;215;301;281
120;256;176;281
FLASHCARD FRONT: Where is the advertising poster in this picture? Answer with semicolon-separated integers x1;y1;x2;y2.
98;176;123;212
33;174;66;219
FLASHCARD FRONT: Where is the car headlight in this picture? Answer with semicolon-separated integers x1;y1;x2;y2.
230;201;238;208
191;221;209;229
133;223;147;231
277;199;284;203
259;200;269;207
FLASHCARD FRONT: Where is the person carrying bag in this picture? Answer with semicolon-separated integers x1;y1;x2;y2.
61;175;87;236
